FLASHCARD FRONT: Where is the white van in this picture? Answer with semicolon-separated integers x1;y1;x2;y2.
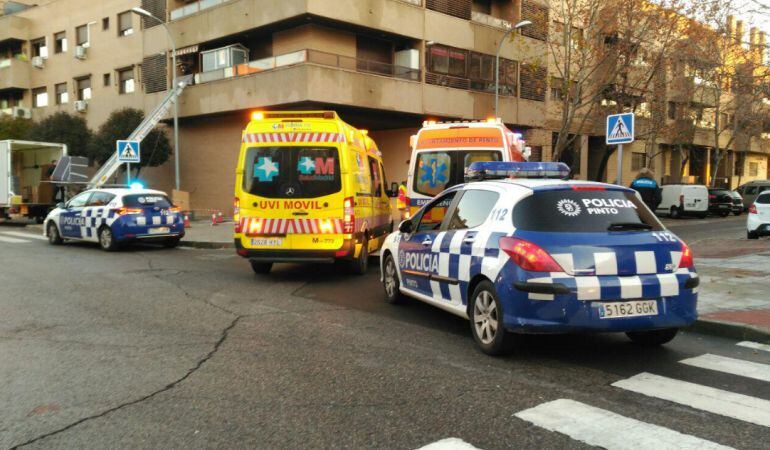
657;184;709;219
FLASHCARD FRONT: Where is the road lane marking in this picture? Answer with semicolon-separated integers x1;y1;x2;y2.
738;341;770;353
0;235;30;243
417;438;481;449
612;372;770;427
681;354;770;382
515;399;733;450
1;231;47;240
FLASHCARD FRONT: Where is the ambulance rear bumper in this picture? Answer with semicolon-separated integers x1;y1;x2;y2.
234;238;356;263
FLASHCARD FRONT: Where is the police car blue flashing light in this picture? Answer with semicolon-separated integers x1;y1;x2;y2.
130;181;145;190
465;161;570;182
380;176;698;355
44;188;184;251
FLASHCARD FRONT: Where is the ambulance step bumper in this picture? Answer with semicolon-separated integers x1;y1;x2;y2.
234;239;355;263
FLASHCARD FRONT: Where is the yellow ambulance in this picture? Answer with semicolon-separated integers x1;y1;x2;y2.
234;111;394;274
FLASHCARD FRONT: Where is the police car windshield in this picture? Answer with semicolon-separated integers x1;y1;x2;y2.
413;150;502;197
123;194;172;208
512;189;664;232
244;146;341;199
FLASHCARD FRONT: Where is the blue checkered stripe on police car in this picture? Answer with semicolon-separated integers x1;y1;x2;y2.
428;229;512;306
524;249;698;301
80;207;118;239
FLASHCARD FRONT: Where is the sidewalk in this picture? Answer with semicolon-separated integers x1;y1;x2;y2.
179;220;234;248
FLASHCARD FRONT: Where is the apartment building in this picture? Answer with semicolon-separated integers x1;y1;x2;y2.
1;0;768;214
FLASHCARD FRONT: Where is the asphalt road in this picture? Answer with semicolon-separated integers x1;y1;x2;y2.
660;213;747;243
1;227;768;449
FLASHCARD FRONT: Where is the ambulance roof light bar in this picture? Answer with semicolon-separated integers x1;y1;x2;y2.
465;161;570;181
422;117;503;127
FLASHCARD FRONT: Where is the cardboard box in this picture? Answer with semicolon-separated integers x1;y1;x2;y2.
172;189;190;211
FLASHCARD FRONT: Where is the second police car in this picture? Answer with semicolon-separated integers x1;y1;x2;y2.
380;162;699;355
44;188;184;251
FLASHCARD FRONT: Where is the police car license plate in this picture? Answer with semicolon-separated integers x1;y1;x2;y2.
599;300;658;319
148;227;170;235
251;237;283;247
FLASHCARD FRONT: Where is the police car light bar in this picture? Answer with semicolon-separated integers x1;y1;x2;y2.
465;162;570;181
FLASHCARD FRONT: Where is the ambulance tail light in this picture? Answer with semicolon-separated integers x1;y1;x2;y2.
749;204;758;214
679;242;694;269
343;197;355;234
245;218;264;236
234;197;241;233
499;237;564;272
114;207;143;216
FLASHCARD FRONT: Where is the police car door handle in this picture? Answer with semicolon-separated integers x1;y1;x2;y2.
463;237;475;244
421;239;433;247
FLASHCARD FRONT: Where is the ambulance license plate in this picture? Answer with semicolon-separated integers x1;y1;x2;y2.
598;300;657;319
148;227;170;235
251;237;283;247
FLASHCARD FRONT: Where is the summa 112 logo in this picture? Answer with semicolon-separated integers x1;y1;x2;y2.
556;199;582;217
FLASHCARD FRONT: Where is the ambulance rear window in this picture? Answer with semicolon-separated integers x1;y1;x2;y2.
123;194;172;208
413;150;501;197
244;146;341;199
512;189;664;232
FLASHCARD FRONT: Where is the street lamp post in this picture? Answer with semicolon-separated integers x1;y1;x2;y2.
131;7;180;192
495;20;532;118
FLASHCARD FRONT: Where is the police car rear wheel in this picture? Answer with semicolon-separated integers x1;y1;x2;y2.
748;230;759;240
47;222;62;245
382;253;401;303
626;328;678;346
98;227;117;252
470;281;512;355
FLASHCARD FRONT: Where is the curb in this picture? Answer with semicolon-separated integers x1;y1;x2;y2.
179;240;234;249
686;318;770;343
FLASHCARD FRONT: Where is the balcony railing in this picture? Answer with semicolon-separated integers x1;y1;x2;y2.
193;49;421;85
425;72;518;97
170;0;232;21
471;11;512;30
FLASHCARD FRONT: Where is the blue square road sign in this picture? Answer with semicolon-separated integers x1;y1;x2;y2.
606;113;634;145
117;140;141;163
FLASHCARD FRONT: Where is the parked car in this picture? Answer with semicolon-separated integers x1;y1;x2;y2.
656;184;708;219
747;191;770;239
707;188;733;217
737;180;770;210
729;190;743;216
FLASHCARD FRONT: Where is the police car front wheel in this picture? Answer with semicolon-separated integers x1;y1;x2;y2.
470;281;514;355
47;222;62;245
382;253;402;304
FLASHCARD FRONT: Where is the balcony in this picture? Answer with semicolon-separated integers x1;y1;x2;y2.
192;49;420;85
471;11;512;30
170;0;233;21
0;15;29;43
669;76;719;107
0;58;30;91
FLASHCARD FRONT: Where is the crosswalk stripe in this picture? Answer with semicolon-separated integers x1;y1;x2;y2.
737;341;770;353
0;235;30;243
681;353;770;382
1;231;47;241
612;372;770;427
515;399;733;450
417;438;481;449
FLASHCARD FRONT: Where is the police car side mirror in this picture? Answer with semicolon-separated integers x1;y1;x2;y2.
56;202;65;209
398;220;413;233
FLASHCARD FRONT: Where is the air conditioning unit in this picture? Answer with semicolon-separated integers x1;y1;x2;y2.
75;45;87;59
74;100;88;112
12;107;32;119
31;56;44;68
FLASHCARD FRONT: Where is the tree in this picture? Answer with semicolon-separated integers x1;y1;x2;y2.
27;112;92;157
89;108;171;171
0;115;32;140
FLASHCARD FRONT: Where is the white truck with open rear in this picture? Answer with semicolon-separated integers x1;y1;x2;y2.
0;140;67;223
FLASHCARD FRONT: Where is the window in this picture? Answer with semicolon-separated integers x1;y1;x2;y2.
200;45;248;72
55;83;68;104
31;37;47;58
103;73;111;87
75;25;88;46
446;190;499;230
32;87;48;108
469;52;494;92
123;194;173;208
76;77;92;101
512;190;663;233
551;78;564;101
54;32;67;54
756;192;770;205
102;17;109;30
243;146;342;199
667;101;676;120
118;12;134;36
415;192;458;232
118;68;135;94
86;192;116;207
631;152;647;171
745;186;758;195
66;192;92;209
749;162;759;177
427;45;467;77
413;150;502;197
368;156;383;197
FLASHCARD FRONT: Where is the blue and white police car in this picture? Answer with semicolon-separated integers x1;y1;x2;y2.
380;162;698;355
44;188;184;251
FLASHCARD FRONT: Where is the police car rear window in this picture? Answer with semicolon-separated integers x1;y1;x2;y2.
244;146;341;199
756;193;770;204
512;189;664;232
123;194;173;208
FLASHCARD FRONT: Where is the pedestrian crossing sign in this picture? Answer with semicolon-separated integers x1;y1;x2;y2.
606;113;634;145
117;140;141;163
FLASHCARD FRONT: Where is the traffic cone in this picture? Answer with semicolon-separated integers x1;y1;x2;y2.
211;213;217;226
183;214;190;228
217;211;224;223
